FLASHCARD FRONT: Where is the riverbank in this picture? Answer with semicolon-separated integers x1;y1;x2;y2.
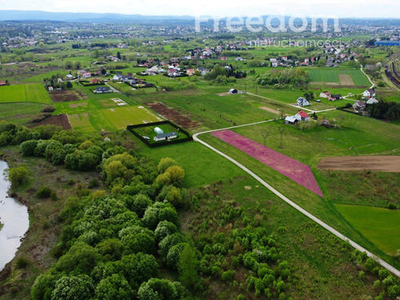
0;146;103;299
0;160;29;273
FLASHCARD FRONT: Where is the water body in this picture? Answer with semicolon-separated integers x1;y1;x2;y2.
0;160;29;271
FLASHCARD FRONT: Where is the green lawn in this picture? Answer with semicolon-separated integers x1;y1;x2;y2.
336;204;400;255
0;84;51;104
136;139;245;187
68;106;162;133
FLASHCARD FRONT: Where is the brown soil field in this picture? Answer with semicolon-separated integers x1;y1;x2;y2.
145;102;199;129
29;114;72;130
338;74;355;86
49;90;86;102
318;156;400;172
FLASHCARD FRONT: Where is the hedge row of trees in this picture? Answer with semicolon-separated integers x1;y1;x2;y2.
256;68;311;88
367;101;400;121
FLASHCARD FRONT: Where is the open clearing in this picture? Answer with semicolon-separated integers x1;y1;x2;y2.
0;84;51;104
318;156;400;172
259;106;280;115
211;129;323;196
338;74;355;85
145;102;199;129
336;204;400;255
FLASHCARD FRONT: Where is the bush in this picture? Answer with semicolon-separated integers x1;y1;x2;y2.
36;187;53;199
8;166;29;188
15;256;30;269
20;140;39;156
88;178;99;189
221;270;236;281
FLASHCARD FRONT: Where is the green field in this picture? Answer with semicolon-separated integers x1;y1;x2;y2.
308;68;370;86
336;204;400;255
0;84;51;104
68;106;162;133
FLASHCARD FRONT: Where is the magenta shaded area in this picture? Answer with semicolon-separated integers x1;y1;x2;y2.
211;130;323;197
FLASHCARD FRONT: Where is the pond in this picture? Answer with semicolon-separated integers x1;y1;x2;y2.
0;160;29;271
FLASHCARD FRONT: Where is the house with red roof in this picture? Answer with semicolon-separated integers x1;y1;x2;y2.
296;111;310;121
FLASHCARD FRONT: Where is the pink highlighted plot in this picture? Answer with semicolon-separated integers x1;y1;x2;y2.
211;130;323;197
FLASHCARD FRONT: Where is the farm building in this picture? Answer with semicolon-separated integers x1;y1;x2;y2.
285;116;298;124
154;127;164;134
320;91;331;99
94;87;112;94
296;111;310;121
296;97;310;106
353;101;366;113
285;111;310;124
366;97;379;105
154;132;178;142
229;88;238;94
330;94;342;101
65;74;74;80
363;89;376;98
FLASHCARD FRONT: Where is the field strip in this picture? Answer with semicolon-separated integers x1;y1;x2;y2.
193;125;400;278
318;156;400;172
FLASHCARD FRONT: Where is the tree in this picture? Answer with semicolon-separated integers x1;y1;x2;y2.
65;61;73;69
117;52;121;60
51;275;94;300
95;274;135;300
119;226;155;254
157;157;177;173
74;61;81;70
120;253;158;286
55;242;100;274
8;166;29;188
164;166;185;185
137;278;181;300
178;244;198;288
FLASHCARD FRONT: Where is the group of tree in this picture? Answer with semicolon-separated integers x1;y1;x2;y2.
256;68;311;88
367;101;400;121
30;153;198;300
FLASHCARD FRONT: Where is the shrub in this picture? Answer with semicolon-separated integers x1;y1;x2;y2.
88;178;99;189
221;270;236;281
15;256;30;269
8;166;29;188
20;140;39;156
36;187;52;199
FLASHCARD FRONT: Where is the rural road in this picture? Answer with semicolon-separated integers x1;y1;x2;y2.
193;123;400;278
246;92;337;114
105;82;121;94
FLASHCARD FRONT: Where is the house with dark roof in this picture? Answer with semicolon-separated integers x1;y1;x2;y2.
154;132;178;142
94;86;112;94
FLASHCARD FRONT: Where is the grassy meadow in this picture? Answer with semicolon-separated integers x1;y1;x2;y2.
336;204;400;255
0;84;51;104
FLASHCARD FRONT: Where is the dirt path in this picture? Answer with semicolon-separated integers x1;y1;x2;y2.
318;156;400;172
259;106;280;115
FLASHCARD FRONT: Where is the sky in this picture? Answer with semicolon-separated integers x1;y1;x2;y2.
0;0;400;18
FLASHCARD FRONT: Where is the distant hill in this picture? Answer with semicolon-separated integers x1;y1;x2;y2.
0;10;195;23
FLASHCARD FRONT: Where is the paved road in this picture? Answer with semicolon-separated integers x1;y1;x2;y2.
193;124;400;278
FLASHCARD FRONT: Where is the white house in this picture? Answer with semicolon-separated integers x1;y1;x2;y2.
353;101;366;113
296;97;310;106
319;91;331;99
366;97;379;105
363;89;376;98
